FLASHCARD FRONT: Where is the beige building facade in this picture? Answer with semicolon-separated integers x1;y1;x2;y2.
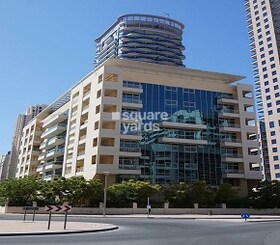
15;59;262;194
246;0;280;180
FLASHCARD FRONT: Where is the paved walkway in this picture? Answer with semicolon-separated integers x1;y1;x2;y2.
0;220;118;236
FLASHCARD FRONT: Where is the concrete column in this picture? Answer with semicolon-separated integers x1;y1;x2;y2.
132;202;137;214
222;203;226;214
164;202;169;214
194;203;198;214
99;202;103;215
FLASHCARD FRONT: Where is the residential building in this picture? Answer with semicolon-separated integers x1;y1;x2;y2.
7;105;47;178
60;58;260;195
0;151;11;180
95;14;185;67
15;58;261;195
15;97;69;179
245;0;280;180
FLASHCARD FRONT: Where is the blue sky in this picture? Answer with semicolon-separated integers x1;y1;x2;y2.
0;0;252;154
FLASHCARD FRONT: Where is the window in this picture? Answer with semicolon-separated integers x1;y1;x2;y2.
272;139;277;144
276;100;280;105
269;50;273;55
261;54;265;58
265;24;269;29
273;148;278;153
275;92;280;97
93;137;98;147
261;60;266;65
96;89;102;98
94;121;99;130
262;67;267;72
271;131;276;136
260;47;264;51
262;6;266;11
254;5;258;10
266;95;271;100
271;64;275;68
267;102;272;108
268;110;273;115
275;173;280;178
270;121;275;128
273;78;278;83
263;74;268;79
261;0;265;5
270;56;274;61
255;11;259;15
257;28;262;33
264;18;268;23
98;74;103;83
257;23;261;27
265;88;270;93
264;81;269;86
272;71;277;75
274;156;279;161
256;16;260;21
277;108;280;113
268;43;273;48
263;12;267;17
274;85;279;90
274;164;280;170
95;105;100;114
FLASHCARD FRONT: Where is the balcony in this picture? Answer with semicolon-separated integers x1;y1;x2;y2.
123;83;143;94
77;151;85;160
44;161;63;171
222;153;243;163
158;137;207;145
219;123;241;133
217;95;238;104
119;164;141;175
220;138;242;148
42;113;68;129
122;97;143;109
40;136;65;150
119;147;141;157
80;120;88;129
159;121;207;130
218;109;240;118
222;169;245;179
41;147;65;161
41;123;67;139
36;165;44;173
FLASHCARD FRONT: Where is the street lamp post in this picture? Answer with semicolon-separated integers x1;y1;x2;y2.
103;171;110;216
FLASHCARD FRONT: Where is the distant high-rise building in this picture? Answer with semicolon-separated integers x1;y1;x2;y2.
7;104;47;178
94;14;185;67
245;0;280;180
0;151;10;180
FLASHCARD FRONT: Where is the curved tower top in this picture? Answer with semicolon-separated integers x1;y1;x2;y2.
95;14;185;67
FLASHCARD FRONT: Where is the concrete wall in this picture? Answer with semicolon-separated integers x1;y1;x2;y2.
2;204;280;215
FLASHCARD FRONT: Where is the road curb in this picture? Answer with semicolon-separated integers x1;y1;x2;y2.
0;225;119;236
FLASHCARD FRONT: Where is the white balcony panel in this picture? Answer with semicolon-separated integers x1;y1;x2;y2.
160;121;207;130
158;137;208;145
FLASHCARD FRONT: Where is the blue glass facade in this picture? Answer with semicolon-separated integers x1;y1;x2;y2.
119;81;236;186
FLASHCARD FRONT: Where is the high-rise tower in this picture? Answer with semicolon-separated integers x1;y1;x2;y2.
95;14;185;67
245;0;280;180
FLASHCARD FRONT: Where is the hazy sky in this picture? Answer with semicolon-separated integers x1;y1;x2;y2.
0;0;252;154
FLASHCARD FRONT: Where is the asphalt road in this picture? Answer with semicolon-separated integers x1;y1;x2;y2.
0;214;279;245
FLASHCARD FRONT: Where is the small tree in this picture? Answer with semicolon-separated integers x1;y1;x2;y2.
0;177;40;206
107;180;160;207
216;183;238;205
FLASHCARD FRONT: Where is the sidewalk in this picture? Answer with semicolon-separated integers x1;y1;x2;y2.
72;214;280;222
0;220;118;236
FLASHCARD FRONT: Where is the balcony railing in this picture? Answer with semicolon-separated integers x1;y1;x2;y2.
120;147;141;152
222;169;244;174
122;97;142;104
220;138;242;143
